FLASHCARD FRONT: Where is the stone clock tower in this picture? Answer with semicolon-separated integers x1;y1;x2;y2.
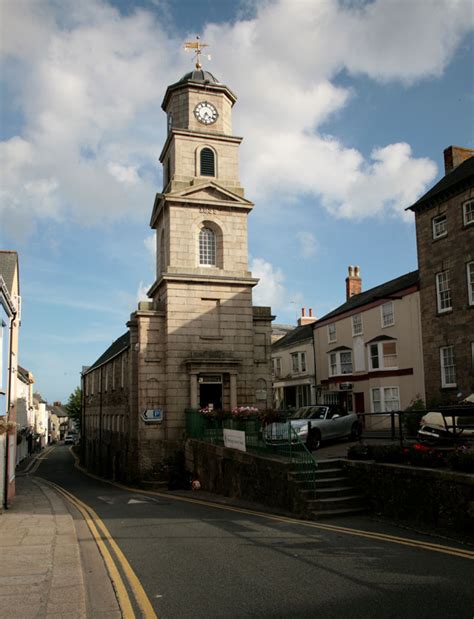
124;59;274;473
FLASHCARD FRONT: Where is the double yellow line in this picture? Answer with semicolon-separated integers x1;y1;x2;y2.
41;479;157;619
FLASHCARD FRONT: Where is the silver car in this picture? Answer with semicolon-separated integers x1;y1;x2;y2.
266;405;362;450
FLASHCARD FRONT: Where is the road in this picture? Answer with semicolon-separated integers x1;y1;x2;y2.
34;445;473;618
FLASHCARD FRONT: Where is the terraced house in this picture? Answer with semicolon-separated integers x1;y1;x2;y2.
407;146;474;405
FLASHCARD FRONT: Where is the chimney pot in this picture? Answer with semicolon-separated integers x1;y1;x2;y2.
346;264;362;300
301;307;305;317
309;308;313;317
443;145;474;175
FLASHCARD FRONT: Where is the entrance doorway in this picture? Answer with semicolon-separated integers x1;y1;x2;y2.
199;376;222;410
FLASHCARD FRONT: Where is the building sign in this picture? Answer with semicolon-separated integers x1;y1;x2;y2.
223;429;246;452
141;409;164;423
198;375;222;384
339;383;353;391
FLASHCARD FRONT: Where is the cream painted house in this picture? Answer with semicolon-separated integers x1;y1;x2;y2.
313;268;425;427
272;310;317;409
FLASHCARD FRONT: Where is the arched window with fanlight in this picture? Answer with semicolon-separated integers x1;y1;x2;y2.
199;227;216;266
200;147;215;177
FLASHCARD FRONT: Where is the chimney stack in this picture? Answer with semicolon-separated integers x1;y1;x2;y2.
346;265;362;300
298;307;317;326
444;146;474;175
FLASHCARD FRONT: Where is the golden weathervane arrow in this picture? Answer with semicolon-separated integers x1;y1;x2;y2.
183;35;211;70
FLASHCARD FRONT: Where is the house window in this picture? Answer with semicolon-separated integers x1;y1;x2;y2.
0;321;3;392
352;313;363;336
440;346;456;387
329;350;353;376
471;342;474;373
112;360;116;391
381;302;394;327
371;387;400;413
199;227;216;266
291;352;306;373
463;200;474;226
104;365;108;392
328;323;337;343
436;271;452;312
200;148;215;177
272;357;282;377
432;214;447;239
121;356;125;389
467;262;474;306
369;341;398;370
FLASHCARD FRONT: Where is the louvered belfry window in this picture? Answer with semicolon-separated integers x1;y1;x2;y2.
200;148;215;176
199;227;216;265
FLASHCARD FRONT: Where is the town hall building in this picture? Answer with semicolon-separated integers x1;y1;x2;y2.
82;56;274;481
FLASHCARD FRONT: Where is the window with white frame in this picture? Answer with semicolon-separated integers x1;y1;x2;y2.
463;200;474;226
432;214;447;239
436;271;452;312
440;346;456;387
328;323;337;343
329;350;353;376
352;313;363;336
371;387;400;413
381;302;394;327
199;227;216;266
369;340;398;370
467;262;474;306
0;321;4;392
291;352;306;373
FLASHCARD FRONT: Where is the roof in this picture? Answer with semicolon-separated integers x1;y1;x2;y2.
0;251;19;296
318;270;419;323
407;156;474;212
177;69;219;85
272;323;313;351
17;365;33;384
84;332;130;374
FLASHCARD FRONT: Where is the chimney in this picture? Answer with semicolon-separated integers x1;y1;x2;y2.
444;146;474;175
298;307;317;326
346;265;362;300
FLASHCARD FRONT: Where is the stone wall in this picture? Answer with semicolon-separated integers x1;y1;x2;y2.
185;439;308;516
342;460;474;537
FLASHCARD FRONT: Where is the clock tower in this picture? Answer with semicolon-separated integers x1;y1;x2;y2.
127;53;274;471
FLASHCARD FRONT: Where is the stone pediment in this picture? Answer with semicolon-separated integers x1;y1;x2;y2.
168;182;253;207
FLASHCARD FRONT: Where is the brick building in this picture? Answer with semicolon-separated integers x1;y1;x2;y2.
407;146;474;405
82;65;273;482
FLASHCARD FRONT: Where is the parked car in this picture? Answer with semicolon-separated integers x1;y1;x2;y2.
64;433;78;445
417;412;474;446
265;405;362;450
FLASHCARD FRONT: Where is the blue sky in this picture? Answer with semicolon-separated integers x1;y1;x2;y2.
0;0;473;402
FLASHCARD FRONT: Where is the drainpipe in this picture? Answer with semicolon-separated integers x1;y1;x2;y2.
4;311;16;510
311;323;318;405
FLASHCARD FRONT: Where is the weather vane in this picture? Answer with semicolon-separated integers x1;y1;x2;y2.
183;35;211;70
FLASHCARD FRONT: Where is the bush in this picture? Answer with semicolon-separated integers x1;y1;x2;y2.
402;398;425;437
372;444;405;464
405;444;447;468
448;450;474;473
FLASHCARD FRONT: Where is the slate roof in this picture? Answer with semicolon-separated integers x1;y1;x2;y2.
0;251;19;295
84;332;130;374
272;323;314;350
317;270;419;324
407;156;474;212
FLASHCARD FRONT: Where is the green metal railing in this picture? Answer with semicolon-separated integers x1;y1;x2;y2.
185;409;317;495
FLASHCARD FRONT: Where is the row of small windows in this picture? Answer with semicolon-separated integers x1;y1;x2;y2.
85;355;126;396
432;200;474;239
327;302;394;343
435;262;474;312
328;340;398;377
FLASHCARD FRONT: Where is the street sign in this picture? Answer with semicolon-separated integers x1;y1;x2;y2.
142;409;164;423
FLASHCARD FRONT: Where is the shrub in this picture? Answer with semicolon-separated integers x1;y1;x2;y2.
402;398;425;437
405;444;447;468
347;443;374;460
372;444;405;464
448;450;474;474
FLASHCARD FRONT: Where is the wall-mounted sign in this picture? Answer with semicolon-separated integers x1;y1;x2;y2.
223;428;246;452
339;383;353;391
142;409;164;423
256;389;267;401
198;375;222;384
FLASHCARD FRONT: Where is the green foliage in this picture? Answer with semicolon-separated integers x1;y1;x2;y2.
402;398;425;436
447;450;474;473
372;444;406;464
347;443;374;460
65;386;82;431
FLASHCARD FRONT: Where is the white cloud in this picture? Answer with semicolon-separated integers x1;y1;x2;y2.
1;0;471;238
137;281;151;303
251;257;287;309
296;231;318;258
144;234;156;258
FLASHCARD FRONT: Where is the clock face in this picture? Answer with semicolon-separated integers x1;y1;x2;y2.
194;101;218;125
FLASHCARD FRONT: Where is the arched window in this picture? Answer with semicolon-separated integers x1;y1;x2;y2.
200;148;215;177
199;227;216;266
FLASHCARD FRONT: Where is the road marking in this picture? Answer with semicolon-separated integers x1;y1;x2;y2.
39;478;157;619
43;481;136;619
128;499;148;504
65;445;474;561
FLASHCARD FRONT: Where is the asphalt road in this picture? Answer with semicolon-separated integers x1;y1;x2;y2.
35;445;473;618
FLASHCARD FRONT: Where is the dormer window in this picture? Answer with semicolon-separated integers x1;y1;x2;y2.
199;227;216;266
200;148;215;176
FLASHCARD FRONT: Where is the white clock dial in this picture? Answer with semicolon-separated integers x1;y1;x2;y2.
194;101;218;125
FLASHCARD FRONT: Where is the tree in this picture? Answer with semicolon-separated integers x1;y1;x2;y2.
65;387;82;431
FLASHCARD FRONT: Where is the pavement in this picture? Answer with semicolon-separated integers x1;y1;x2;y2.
0;451;120;619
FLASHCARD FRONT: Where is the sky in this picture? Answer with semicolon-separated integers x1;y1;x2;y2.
0;0;473;403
